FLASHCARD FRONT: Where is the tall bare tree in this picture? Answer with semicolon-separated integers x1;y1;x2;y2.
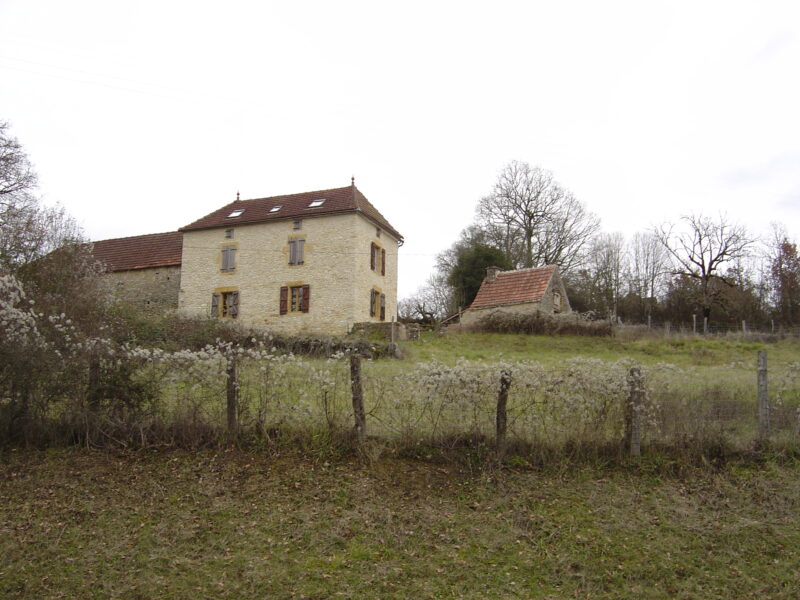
656;214;754;323
477;161;599;273
627;231;669;319
586;232;626;318
0;121;84;271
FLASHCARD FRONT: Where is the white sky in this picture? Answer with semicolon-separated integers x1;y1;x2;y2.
2;0;798;298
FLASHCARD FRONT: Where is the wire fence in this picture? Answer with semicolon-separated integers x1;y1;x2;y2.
140;350;800;457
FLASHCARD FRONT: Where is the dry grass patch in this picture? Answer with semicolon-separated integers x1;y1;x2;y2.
2;450;800;598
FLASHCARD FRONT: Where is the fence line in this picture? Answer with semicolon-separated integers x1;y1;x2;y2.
212;350;797;457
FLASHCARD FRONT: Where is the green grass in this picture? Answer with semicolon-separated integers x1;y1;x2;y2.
400;331;800;369
2;449;799;599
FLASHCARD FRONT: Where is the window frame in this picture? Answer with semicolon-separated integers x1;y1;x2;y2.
221;245;236;272
288;238;305;265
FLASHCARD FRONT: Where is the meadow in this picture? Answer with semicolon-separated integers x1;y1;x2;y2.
2;448;799;599
3;332;800;598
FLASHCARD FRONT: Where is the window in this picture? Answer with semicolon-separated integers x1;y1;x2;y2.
211;291;239;319
224;228;234;239
380;293;386;321
293;220;302;230
308;199;325;208
269;205;282;213
288;238;305;265
221;245;236;272
376;227;381;238
370;243;386;275
227;209;244;218
280;285;310;314
553;291;562;312
370;289;377;317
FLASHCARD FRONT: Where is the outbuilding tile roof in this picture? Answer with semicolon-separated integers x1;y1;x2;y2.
180;184;402;240
469;265;557;309
91;231;183;272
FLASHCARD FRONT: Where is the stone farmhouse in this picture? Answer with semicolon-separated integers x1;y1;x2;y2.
460;265;571;327
91;182;403;336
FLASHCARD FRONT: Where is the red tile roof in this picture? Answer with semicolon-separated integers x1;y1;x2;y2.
469;265;557;309
91;231;183;272
180;184;403;240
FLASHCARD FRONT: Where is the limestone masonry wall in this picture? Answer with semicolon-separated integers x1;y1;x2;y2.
179;212;399;336
107;266;181;312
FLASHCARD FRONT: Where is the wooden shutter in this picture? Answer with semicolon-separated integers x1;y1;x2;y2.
381;249;386;275
301;284;310;312
370;243;376;270
297;239;304;265
380;293;386;321
279;286;288;315
230;291;239;318
222;246;236;272
288;240;295;265
211;293;220;318
369;290;376;317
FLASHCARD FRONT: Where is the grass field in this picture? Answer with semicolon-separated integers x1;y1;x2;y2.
401;330;800;369
2;449;800;599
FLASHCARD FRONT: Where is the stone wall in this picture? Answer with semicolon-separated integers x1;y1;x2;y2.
107;266;181;312
178;212;400;336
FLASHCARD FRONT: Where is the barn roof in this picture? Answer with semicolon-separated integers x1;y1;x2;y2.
91;231;183;272
180;184;402;240
469;265;558;309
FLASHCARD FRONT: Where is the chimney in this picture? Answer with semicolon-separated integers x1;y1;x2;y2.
486;266;501;283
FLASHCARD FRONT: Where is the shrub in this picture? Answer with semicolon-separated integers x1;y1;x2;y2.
472;310;612;336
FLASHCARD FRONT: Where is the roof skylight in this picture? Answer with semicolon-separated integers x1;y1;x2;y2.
227;209;245;218
308;199;326;208
269;205;282;213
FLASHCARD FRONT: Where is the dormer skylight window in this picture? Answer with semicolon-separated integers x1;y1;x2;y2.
227;209;245;218
269;205;282;213
308;199;326;208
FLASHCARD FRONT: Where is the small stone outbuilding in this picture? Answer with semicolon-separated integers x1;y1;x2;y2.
460;265;571;327
91;231;183;312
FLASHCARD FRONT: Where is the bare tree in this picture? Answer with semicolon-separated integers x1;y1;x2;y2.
656;214;754;324
587;232;626;319
399;273;453;323
0;121;84;271
477;161;599;273
627;231;669;319
0;120;37;202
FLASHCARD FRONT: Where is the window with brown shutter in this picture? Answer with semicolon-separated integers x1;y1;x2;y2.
221;246;236;272
381;249;386;275
380;293;386;321
288;238;305;265
279;286;288;315
369;289;376;317
229;291;239;318
211;293;220;318
284;285;310;313
370;242;377;270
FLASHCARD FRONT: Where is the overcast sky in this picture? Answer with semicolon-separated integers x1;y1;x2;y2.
2;0;798;298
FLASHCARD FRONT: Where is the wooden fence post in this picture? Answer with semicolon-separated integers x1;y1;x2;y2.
757;350;769;443
703;317;709;334
350;353;366;441
226;356;238;437
496;370;512;457
625;367;644;457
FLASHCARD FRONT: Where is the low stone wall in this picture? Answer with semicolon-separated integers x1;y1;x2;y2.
350;321;410;341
